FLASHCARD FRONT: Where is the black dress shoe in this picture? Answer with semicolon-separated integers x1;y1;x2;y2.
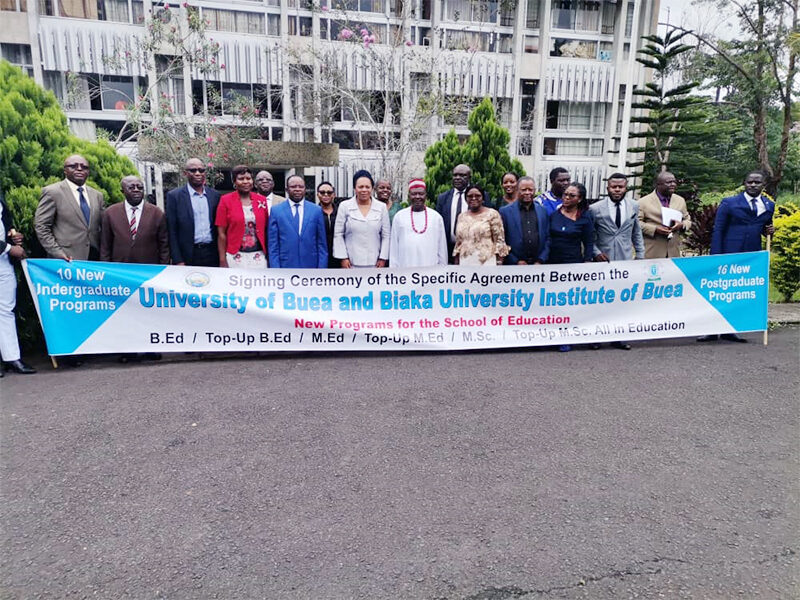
61;356;84;367
697;335;719;342
4;359;36;374
0;363;4;377
611;341;632;350
721;333;748;343
589;343;601;350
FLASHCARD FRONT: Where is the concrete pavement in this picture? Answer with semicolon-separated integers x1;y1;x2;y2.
1;327;798;599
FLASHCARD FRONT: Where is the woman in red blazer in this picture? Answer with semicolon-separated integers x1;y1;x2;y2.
215;165;269;269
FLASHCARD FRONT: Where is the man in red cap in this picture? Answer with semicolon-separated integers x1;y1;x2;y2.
389;179;448;268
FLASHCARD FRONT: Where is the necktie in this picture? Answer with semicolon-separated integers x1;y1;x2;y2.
614;201;621;228
77;187;91;224
750;198;758;215
292;202;300;233
129;206;138;242
453;192;463;236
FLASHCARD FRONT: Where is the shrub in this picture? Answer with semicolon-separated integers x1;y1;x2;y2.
685;203;718;255
771;204;800;301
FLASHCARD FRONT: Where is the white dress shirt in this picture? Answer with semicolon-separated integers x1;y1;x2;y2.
744;192;766;216
449;188;466;237
289;200;305;235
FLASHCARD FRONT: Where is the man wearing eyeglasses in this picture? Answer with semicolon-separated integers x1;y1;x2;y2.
165;158;221;267
254;170;285;211
35;154;104;261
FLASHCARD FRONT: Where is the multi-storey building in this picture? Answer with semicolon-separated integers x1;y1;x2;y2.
1;0;659;201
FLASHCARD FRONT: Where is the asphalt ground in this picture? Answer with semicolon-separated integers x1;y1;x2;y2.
1;327;798;599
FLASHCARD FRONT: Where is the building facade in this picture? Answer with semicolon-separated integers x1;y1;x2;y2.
1;0;659;201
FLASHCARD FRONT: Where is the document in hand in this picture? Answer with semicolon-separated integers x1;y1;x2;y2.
660;206;683;226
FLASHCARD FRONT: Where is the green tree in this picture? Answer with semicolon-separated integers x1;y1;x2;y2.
0;60;136;238
676;0;798;194
424;99;524;203
0;60;137;349
462;98;525;203
626;29;706;189
423;130;464;202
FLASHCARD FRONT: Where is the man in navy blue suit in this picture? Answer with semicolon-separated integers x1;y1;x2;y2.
268;175;328;268
165;158;221;267
436;164;491;263
700;170;775;343
500;176;550;265
710;170;775;255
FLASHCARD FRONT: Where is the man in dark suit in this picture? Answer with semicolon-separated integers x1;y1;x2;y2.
268;175;328;268
100;176;170;264
165;158;221;267
711;170;775;255
35;154;104;261
700;170;775;344
0;190;36;376
436;164;491;263
500;176;550;265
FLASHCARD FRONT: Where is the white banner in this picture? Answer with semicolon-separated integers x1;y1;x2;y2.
23;252;770;355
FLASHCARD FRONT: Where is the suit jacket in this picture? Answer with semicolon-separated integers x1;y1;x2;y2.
710;192;775;255
638;191;691;259
268;200;328;268
164;185;221;264
589;198;645;261
35;180;104;260
100;202;169;264
499;201;550;264
270;193;286;208
436;188;492;261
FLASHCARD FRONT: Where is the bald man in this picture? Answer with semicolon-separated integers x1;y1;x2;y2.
255;170;285;211
35;154;105;261
638;171;691;258
165;157;221;267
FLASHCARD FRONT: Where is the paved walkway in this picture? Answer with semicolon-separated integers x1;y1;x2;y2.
769;302;800;324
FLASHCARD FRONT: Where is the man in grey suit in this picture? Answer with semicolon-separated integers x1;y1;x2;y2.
591;173;645;263
589;173;644;351
35;154;104;261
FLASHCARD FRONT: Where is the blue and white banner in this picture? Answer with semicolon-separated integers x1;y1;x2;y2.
22;252;769;355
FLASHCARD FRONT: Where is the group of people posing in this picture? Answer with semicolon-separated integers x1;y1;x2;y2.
0;154;775;374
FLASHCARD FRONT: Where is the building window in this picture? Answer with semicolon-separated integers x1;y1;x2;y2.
551;0;601;32
1;43;33;76
445;30;512;53
40;0;141;20
102;75;135;110
543;137;603;156
546;101;606;132
599;41;613;62
288;15;313;36
203;8;264;34
519;79;537;129
446;0;498;23
625;2;634;37
524;35;539;53
1;0;26;12
156;55;185;114
550;38;598;59
267;13;280;35
601;1;615;34
525;0;540;28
